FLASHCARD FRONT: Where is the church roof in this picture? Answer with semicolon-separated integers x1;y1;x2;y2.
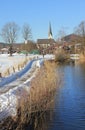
37;39;55;44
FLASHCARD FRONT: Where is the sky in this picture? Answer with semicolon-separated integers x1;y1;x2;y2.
0;0;85;42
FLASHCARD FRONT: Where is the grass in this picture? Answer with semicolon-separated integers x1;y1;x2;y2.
17;60;59;128
55;50;70;63
0;60;60;130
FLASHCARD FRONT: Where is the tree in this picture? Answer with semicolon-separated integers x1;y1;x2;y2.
1;22;19;56
21;40;37;52
56;27;68;43
74;21;85;54
1;22;19;44
74;21;85;44
22;23;32;43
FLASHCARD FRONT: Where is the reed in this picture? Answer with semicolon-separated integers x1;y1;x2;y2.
0;60;60;130
16;60;59;128
55;50;70;63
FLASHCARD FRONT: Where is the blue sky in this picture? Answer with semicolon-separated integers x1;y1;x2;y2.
0;0;85;42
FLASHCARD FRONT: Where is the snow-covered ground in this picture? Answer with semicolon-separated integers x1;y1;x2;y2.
0;53;55;120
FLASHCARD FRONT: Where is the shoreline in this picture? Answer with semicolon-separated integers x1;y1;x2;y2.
0;60;58;130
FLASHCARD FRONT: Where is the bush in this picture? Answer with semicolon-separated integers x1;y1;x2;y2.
55;50;70;63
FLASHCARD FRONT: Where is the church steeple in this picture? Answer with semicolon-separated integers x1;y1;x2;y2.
48;22;53;39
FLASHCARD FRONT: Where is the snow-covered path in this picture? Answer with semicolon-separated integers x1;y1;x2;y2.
0;59;40;92
0;58;43;120
0;59;42;87
0;64;38;121
0;54;54;121
0;60;34;87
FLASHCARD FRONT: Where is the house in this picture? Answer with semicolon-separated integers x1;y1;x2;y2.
37;39;55;49
62;34;82;43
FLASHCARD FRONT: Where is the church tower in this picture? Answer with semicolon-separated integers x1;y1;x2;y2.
48;22;53;39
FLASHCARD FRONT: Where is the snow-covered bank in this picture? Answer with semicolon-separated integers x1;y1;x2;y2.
0;67;38;120
0;53;55;121
0;61;41;120
0;53;28;77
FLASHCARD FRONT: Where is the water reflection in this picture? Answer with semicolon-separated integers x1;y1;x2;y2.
26;63;85;130
49;63;85;130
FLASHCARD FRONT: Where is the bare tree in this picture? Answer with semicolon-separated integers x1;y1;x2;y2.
74;21;85;44
21;40;37;52
74;21;85;54
22;23;32;43
1;22;19;44
56;27;68;43
0;22;19;56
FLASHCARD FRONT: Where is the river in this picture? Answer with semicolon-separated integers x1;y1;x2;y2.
26;62;85;130
48;62;85;130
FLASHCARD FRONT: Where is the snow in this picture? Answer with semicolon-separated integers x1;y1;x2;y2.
0;53;55;120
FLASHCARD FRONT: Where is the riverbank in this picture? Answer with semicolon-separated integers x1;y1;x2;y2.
0;57;59;130
47;62;85;130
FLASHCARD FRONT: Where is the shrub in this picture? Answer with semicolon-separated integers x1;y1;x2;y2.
55;50;70;63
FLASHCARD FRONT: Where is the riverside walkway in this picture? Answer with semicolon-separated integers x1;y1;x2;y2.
0;58;44;121
0;58;43;87
0;54;54;122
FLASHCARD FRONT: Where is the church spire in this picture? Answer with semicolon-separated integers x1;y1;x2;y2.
48;22;53;39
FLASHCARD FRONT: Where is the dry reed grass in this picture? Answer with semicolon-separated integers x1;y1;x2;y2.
55;50;69;63
18;60;58;125
30;61;57;104
0;60;60;130
79;53;85;61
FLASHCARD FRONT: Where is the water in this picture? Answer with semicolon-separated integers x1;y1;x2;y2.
27;62;85;130
48;63;85;130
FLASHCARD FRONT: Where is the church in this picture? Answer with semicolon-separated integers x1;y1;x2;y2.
37;23;56;54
